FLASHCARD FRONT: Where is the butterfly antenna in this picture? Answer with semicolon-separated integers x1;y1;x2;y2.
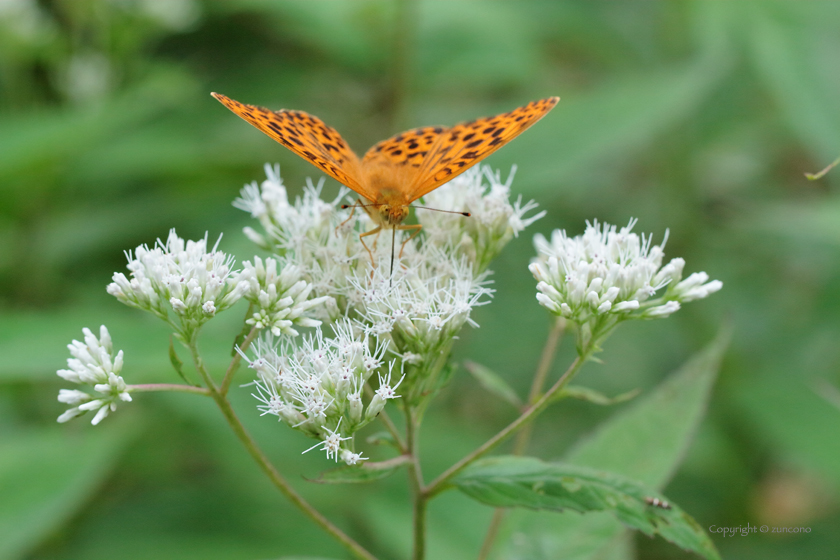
412;205;471;217
389;227;396;287
341;203;384;209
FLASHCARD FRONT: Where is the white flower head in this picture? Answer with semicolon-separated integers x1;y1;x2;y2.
302;419;351;462
350;246;492;402
419;165;545;271
56;326;131;425
232;256;333;336
106;229;245;334
245;320;391;460
365;364;405;420
530;219;722;340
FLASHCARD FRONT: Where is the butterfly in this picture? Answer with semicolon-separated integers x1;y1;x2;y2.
212;92;558;273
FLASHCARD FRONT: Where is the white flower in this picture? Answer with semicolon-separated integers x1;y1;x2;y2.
530;219;722;342
365;366;405;420
419;165;545;271
56;326;131;425
244;320;391;461
340;449;368;465
302;419;351;462
107;229;246;334
232;256;333;336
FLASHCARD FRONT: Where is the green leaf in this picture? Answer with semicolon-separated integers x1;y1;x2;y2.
745;2;840;163
454;456;719;560
566;327;730;485
169;335;194;386
306;456;409;484
464;360;522;408
555;385;641;406
500;327;730;559
366;431;399;449
271;557;342;560
0;421;137;559
493;58;728;196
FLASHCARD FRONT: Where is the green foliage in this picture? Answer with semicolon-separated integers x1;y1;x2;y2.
554;385;641;406
0;422;137;559
2;0;839;558
464;360;523;409
454;456;719;560
308;458;409;485
498;328;729;559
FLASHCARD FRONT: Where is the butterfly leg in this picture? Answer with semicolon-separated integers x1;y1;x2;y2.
336;199;363;237
396;224;422;258
359;226;382;266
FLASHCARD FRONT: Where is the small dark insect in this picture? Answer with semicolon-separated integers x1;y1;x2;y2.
645;497;672;510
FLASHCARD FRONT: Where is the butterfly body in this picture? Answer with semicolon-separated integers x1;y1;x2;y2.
212;92;558;262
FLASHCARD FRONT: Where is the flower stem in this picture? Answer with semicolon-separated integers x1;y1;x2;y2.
221;325;258;396
477;316;565;560
128;383;211;396
187;338;377;560
424;353;587;499
405;405;427;560
366;385;407;453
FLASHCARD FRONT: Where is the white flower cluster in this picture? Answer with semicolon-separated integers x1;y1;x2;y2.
245;320;396;465
233;256;334;336
350;247;492;403
234;164;361;308
530;219;722;344
420;165;545;272
235;163;541;448
56;326;130;425
107;229;247;335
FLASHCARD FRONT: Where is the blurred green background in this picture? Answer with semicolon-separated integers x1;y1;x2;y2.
2;1;840;559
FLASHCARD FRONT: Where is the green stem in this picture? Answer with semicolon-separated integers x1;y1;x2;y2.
516;316;566;453
477;317;565;560
424;353;588;499
128;383;211;396
405;405;427;560
187;338;377;560
221;325;258;396
366;385;407;453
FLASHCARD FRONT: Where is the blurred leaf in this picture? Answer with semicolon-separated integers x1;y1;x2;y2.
454;456;719;560
498;327;729;559
0;68;196;182
565;326;730;484
745;2;840;163
555;385;641;406
495;57;729;196
366;431;399;448
214;0;392;71
743;197;840;247
306;456;409;485
0;300;248;383
0;421;137;560
732;370;840;487
464;360;522;409
271;557;341;560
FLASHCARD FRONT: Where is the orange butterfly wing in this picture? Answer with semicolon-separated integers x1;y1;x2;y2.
360;126;447;204
211;92;376;201
402;97;559;202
